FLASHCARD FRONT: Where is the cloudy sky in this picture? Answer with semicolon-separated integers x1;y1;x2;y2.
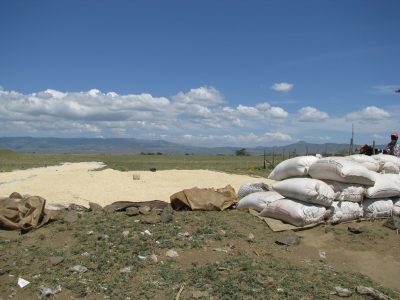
0;0;399;147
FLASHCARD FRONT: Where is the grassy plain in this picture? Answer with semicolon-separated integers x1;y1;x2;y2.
0;150;279;177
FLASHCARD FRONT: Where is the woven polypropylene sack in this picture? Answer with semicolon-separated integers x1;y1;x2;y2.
366;173;400;198
237;182;270;199
268;156;319;181
392;198;400;216
323;180;365;202
272;178;334;207
380;162;400;174
363;198;393;218
372;154;400;171
236;191;284;212
329;201;363;224
259;198;329;227
308;156;376;185
346;154;380;172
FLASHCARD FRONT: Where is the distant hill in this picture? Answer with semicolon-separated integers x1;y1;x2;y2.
0;137;386;156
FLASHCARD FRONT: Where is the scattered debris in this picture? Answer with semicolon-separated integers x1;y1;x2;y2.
69;265;88;273
138;255;147;261
319;250;327;262
86;230;94;235
176;232;191;240
213;247;230;254
334;286;353;297
141;230;152;236
166;249;179;258
150;254;158;263
17;277;30;288
132;174;140;180
38;285;61;299
175;284;184;300
48;256;64;266
356;286;392;300
98;234;109;241
120;266;132;273
275;230;300;246
247;233;255;243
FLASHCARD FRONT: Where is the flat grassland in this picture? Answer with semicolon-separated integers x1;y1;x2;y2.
0;151;399;300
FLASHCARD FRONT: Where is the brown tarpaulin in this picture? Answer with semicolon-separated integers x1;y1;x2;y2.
0;196;57;232
170;185;237;211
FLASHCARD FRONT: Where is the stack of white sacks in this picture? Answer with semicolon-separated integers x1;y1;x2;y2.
236;154;400;227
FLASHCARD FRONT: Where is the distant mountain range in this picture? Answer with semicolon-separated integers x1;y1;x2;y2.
0;137;386;156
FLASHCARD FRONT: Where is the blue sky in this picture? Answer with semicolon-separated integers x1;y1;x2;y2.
0;0;399;147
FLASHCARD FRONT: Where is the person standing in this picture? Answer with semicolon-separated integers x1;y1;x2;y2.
385;132;399;156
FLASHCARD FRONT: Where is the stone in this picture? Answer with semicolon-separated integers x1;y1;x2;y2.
383;216;400;230
104;204;117;213
120;266;132;273
62;211;79;224
49;256;64;266
126;207;139;216
160;207;174;223
122;230;130;237
89;202;103;212
140;215;160;224
347;226;363;234
275;230;300;246
139;206;151;215
69;265;88;273
166;249;179;258
149;168;157;172
97;234;109;241
132;174;140;180
150;254;158;263
334;286;352;297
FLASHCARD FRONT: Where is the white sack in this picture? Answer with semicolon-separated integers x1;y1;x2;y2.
259;198;329;227
308;156;376;186
268;156;319;181
372;154;400;171
236;191;284;212
329;201;364;224
366;173;400;198
363;198;393;218
272;178;334;207
323;180;365;202
238;182;270;199
380;162;400;174
346;154;380;172
392;198;400;216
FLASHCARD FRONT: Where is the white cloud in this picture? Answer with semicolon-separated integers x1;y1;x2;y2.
270;82;293;93
298;106;329;122
172;86;224;106
346;106;390;121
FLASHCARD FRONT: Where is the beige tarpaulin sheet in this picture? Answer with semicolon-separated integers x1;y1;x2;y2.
249;209;323;232
0;196;58;232
170;185;237;211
